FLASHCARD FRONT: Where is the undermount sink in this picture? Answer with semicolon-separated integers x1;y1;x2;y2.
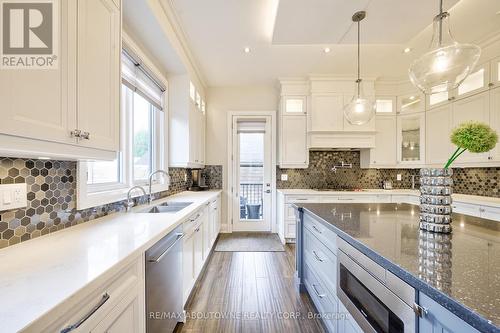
136;201;193;214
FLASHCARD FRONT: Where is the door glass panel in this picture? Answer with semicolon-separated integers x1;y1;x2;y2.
239;132;264;221
458;68;484;95
285;98;304;113
400;95;421;113
376;99;393;113
401;116;421;162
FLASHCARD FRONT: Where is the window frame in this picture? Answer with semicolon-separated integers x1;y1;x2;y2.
76;33;169;210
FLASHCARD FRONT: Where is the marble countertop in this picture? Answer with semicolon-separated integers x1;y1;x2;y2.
278;188;500;208
298;203;500;333
0;190;221;333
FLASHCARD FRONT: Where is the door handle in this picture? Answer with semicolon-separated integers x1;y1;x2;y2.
60;293;110;332
312;284;325;298
265;190;271;193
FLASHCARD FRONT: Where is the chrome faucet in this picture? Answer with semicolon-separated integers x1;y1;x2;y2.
148;170;170;204
125;186;147;211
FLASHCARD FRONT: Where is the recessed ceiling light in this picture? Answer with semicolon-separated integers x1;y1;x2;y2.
323;47;331;53
403;47;412;53
244;47;251;53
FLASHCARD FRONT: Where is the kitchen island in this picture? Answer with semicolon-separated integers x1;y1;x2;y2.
294;203;500;333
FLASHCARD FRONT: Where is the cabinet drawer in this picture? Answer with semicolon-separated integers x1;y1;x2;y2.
285;196;320;204
480;205;500;222
38;259;142;333
304;214;338;254
303;262;338;333
452;202;481;217
304;227;337;292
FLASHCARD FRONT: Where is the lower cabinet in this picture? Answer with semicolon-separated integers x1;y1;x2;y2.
337;302;363;333
182;197;221;306
418;293;480;333
31;257;145;333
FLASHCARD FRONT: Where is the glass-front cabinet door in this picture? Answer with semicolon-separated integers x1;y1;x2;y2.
397;112;425;165
398;93;425;113
282;96;307;115
456;62;491;100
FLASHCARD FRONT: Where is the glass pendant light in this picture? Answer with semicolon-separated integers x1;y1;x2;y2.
408;0;481;94
344;11;376;126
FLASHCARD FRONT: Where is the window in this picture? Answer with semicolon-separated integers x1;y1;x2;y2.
77;44;168;209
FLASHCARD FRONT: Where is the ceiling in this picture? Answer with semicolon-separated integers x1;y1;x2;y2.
169;0;500;87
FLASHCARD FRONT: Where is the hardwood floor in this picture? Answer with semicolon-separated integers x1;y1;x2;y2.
177;244;326;333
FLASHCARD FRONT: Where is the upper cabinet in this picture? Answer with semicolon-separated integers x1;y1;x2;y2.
375;96;396;115
491;56;500;87
490;87;500;161
397;112;425;165
278;80;309;169
0;0;121;160
77;0;121;151
456;63;491;99
399;92;425;113
310;94;344;132
169;75;206;168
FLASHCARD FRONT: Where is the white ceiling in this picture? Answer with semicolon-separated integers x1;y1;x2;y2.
273;0;459;45
169;0;500;87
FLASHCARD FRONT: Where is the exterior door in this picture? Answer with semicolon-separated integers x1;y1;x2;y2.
232;116;273;232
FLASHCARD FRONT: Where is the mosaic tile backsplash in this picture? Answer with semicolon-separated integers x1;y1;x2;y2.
0;157;222;249
277;151;500;198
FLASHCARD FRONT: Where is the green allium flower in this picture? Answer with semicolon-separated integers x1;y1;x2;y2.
450;122;498;153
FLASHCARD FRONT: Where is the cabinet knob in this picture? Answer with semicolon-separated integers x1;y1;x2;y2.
489;82;494;87
70;129;82;138
448;96;455;101
81;132;90;140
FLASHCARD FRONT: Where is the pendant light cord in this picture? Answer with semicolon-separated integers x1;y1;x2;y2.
438;0;443;46
357;20;361;97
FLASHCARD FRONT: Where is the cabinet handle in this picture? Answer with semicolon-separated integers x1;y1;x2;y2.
195;227;200;232
489;82;494;87
311;284;325;298
312;225;322;234
70;129;82;138
60;293;110;333
448;96;455;101
312;250;324;262
81;132;90;140
338;198;354;201
148;233;184;263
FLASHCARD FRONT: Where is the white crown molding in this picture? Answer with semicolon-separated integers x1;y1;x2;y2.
147;0;207;89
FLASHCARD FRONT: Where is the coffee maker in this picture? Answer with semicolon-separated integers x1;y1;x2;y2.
189;169;208;191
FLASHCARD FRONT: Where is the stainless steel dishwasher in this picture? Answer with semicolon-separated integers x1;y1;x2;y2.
146;225;184;333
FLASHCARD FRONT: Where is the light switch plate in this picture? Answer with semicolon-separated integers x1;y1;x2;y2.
0;183;27;211
281;174;288;181
396;174;402;181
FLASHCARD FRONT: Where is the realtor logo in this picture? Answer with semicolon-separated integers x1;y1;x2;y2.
1;0;58;69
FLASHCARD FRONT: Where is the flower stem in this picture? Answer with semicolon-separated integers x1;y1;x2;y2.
445;148;466;168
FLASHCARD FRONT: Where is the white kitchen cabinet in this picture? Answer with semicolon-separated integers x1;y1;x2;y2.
452;91;491;163
426;104;453;166
360;115;397;168
398;93;425;114
397;112;425;165
456;63;491;100
375;96;396;115
282;96;307;115
310;94;345;132
182;224;195;303
452;201;482;217
201;205;211;261
169;75;206;168
0;0;120;160
427;89;452;110
77;0;120;151
480;205;500;222
35;257;145;333
92;282;143;333
194;223;204;277
489;87;500;161
279;116;308;168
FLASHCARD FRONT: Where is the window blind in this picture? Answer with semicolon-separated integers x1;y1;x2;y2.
121;49;165;110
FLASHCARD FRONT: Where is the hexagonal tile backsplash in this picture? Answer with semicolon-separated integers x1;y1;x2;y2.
277;151;500;196
0;158;222;249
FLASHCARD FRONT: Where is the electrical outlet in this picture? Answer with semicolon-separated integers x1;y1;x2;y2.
281;174;288;181
0;183;27;211
396;174;402;181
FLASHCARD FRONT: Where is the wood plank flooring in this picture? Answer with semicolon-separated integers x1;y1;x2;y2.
177;244;326;333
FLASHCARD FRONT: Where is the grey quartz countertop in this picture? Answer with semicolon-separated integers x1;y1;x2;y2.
296;203;500;333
